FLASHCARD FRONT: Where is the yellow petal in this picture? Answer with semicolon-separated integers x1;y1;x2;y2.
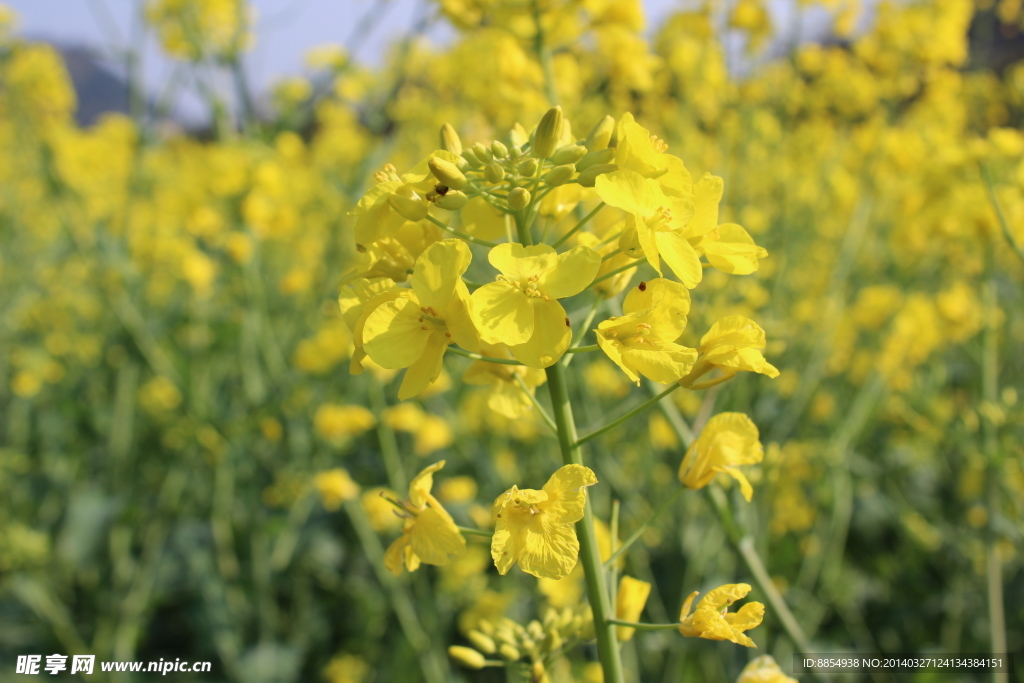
490;527;517;575
596;334;640;385
615;576;652;641
702;223;767;275
508;299;571;367
541;464;598;524
724;467;755;502
408;505;467;566
684;172;724;239
384;533;410;576
363;297;431;369
444;281;481;352
538;245;601;298
398;331;450;400
654;231;703;288
460;196;508;241
488;242;557;283
622;344;697;384
594;168;651;215
411;238;472;312
471;281;534;346
409;459;446;507
518;515;580;580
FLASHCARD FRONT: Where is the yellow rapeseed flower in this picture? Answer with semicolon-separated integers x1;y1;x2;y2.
596;278;697;384
315;469;360;511
363;239;480;399
471;243;601;367
491;464;598;580
314;404;376;441
384;461;467;575
678;583;764;647
679;412;764;501
736;655;798;683
614;576;652;641
685;316;779;385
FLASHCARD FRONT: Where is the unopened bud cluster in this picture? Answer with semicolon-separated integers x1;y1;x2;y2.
449;607;593;681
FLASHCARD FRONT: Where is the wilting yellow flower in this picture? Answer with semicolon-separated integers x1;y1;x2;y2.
596;278;697;384
471;243;600;367
314;404;376;441
678;583;764;647
736;655;798;683
384;461;467;575
615;576;652;641
491;465;598;579
685;316;779;385
679;412;764;501
363;239;480;399
315;469;360;511
462;342;547;419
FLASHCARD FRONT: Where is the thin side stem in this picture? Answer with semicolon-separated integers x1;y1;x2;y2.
425;214;499;248
592;261;639;286
567;344;599;353
577;383;681;448
553;202;605;247
457;526;493;538
563;295;602;368
604;487;685;569
606;619;679;632
446;346;524;366
513;374;558;434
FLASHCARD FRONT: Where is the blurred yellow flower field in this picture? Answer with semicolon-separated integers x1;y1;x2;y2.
0;0;1021;681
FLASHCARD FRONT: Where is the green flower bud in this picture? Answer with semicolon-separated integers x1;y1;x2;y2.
387;193;428;221
461;148;483;169
543;164;575;187
477;620;495;637
440;123;462;155
435;189;468;210
508;187;531;210
586;115;616;151
517;157;539;176
498;644;521;661
490;140;508;158
550;144;587;166
429;156;468;190
575;147;616;172
576;163;619;187
526;620;545;641
448;646;486;669
472;142;493;164
467;630;497;654
508;145;522;160
533;106;563;159
484;161;505;184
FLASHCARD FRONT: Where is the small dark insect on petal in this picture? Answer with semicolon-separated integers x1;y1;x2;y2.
435;184;449;196
638;281;647;291
565;317;571;327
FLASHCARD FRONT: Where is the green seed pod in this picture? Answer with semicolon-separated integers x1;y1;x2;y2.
484;161;505;184
467;630;497;654
575;147;616;172
543;164;576;187
448;646;486;670
387;193;428;221
550;144;587;166
429;156;468;190
586;115;616;151
461;148;483;169
508;187;531;210
440;123;462;155
472;142;493;164
576;163;619;187
533;106;563;159
490;140;508;158
498;644;521;661
435;189;468;210
517;157;539;176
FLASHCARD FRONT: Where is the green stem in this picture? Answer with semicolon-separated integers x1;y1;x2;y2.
457;526;493;538
563;295;602;368
604;487;684;569
553;202;605;247
606;619;679;632
592;261;639;286
369;379;406;493
980;163;1024;267
532;0;558;105
513;374;558;434
567;344;599;353
576;383;681;447
544;364;625;683
425;214;499;248
981;268;1008;683
601;248;622;262
446;346;524;366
